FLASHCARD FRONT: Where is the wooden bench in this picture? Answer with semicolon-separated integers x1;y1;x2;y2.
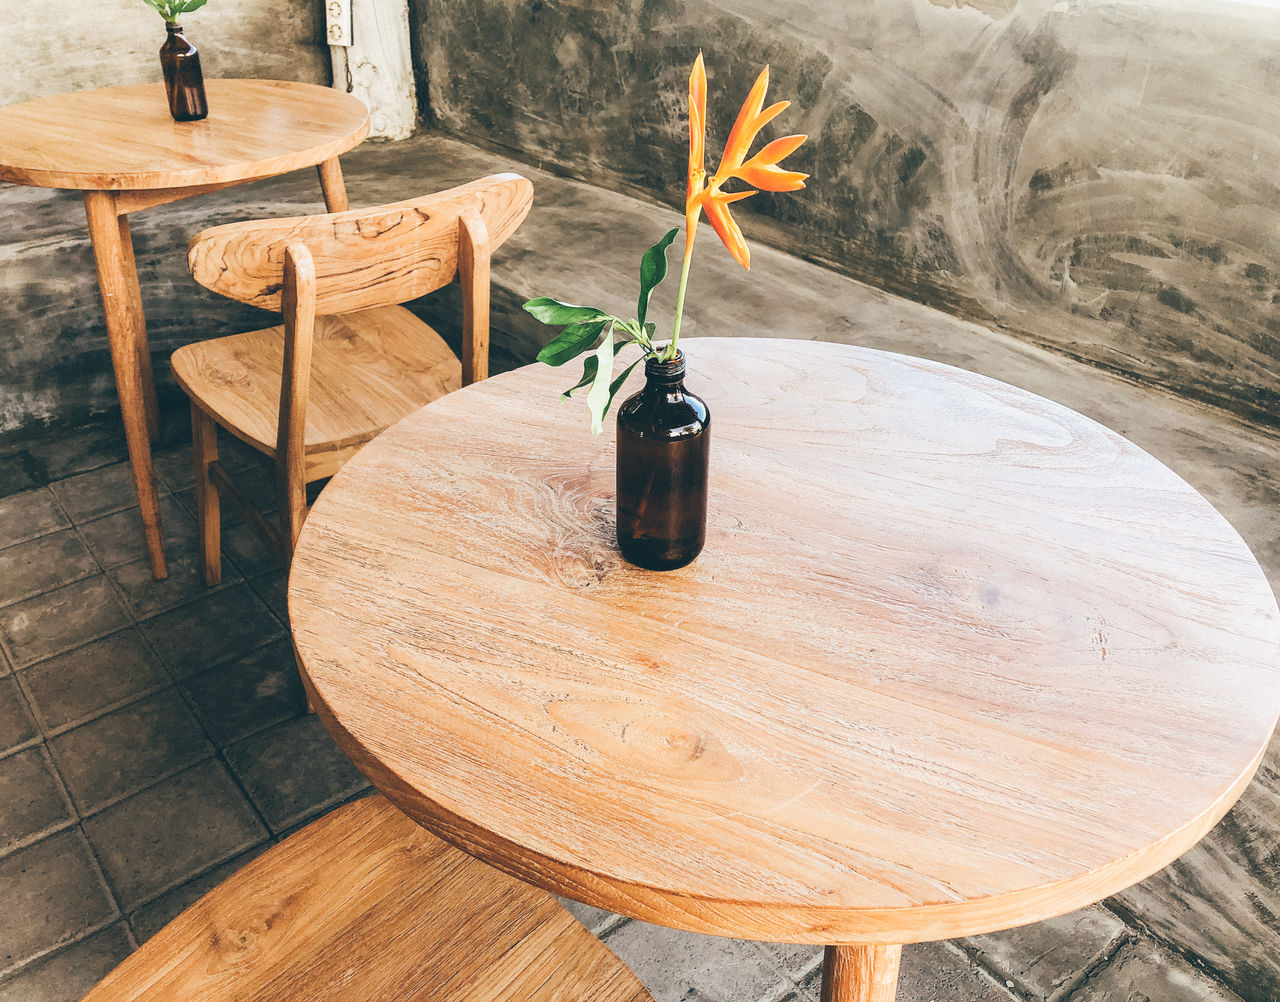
82;795;654;1001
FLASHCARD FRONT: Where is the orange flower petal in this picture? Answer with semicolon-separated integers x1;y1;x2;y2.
688;52;707;179
720;65;770;171
735;163;808;192
750;100;790;137
748;133;807;165
704;189;756;269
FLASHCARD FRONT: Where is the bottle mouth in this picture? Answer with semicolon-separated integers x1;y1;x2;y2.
645;351;685;383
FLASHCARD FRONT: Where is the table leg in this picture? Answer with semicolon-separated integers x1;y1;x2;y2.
83;190;168;580
316;158;350;212
821;945;902;1002
115;212;160;442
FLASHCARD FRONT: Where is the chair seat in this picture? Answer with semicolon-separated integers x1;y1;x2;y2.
83;795;654;1002
172;305;461;462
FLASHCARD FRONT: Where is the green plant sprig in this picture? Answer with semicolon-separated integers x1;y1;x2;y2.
523;227;679;434
142;0;207;23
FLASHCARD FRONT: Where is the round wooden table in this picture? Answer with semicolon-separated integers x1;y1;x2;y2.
0;79;369;578
289;338;1280;1001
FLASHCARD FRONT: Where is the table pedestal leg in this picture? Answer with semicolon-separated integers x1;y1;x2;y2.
316;157;350;212
821;945;902;1002
83;190;167;579
115;212;160;442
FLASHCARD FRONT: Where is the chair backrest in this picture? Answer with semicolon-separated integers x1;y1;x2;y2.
187;173;533;315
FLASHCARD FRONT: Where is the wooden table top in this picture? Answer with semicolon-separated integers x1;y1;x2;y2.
0;79;369;190
289;338;1280;946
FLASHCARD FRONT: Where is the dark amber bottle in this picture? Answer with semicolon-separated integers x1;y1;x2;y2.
160;23;208;122
615;351;710;570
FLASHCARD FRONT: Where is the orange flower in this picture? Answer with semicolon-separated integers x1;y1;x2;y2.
684;57;808;270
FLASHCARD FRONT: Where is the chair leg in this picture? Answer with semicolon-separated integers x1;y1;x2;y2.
191;402;222;586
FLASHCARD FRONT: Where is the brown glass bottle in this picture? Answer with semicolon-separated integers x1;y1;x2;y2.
160;23;208;122
615;352;710;570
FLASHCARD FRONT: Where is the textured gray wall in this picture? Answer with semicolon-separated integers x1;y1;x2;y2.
0;0;327;104
415;0;1280;430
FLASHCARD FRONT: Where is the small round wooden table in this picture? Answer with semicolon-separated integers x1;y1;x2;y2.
0;79;369;578
289;338;1280;1001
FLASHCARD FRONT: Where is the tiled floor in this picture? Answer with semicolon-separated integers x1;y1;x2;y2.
0;416;1253;1002
0;422;368;1000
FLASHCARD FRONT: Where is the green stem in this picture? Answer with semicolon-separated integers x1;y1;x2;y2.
667;249;695;361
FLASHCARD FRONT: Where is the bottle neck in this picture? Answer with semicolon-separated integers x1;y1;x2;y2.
644;351;686;389
166;22;184;33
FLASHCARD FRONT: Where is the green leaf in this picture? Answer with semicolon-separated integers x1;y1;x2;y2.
602;357;644;414
180;0;207;12
537;319;606;367
523;297;607;327
561;356;598;399
586;325;618;434
637;228;679;327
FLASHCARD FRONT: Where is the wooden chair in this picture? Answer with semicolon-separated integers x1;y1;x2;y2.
174;173;534;585
82;795;654;1001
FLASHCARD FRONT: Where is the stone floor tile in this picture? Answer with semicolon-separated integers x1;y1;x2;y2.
1072;938;1245;1001
108;546;240;620
27;425;130;483
180;639;305;747
222;521;286;579
150;446;196;494
17;629;169;735
0;451;40;499
0;487;69;549
128;844;268;943
49;688;212;816
49;462;166;525
77;496;191;570
963;906;1127;1001
81;758;267;911
223;714;369;834
139;583;283;678
800;941;1017;1002
752;942;824;984
0;530;99;608
0;575;132;669
0;746;75;857
0;827;118;977
247;570;289;624
0;676;40;756
603;921;792;1002
0;923;134;1002
555;897;627;937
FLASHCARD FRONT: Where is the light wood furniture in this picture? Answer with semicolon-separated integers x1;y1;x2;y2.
175;173;533;586
83;794;654;1001
0;79;370;579
287;338;1280;1001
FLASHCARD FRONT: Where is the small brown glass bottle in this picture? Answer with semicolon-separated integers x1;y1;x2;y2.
160;23;209;122
615;351;710;571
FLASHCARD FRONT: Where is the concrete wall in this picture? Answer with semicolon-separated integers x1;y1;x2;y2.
414;0;1280;430
0;0;327;104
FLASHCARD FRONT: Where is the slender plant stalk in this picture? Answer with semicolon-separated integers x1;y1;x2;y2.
667;225;699;360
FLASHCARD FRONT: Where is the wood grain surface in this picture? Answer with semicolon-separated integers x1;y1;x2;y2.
173;305;459;462
186;174;533;314
82;795;654;1001
288;337;1280;946
0;79;368;190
